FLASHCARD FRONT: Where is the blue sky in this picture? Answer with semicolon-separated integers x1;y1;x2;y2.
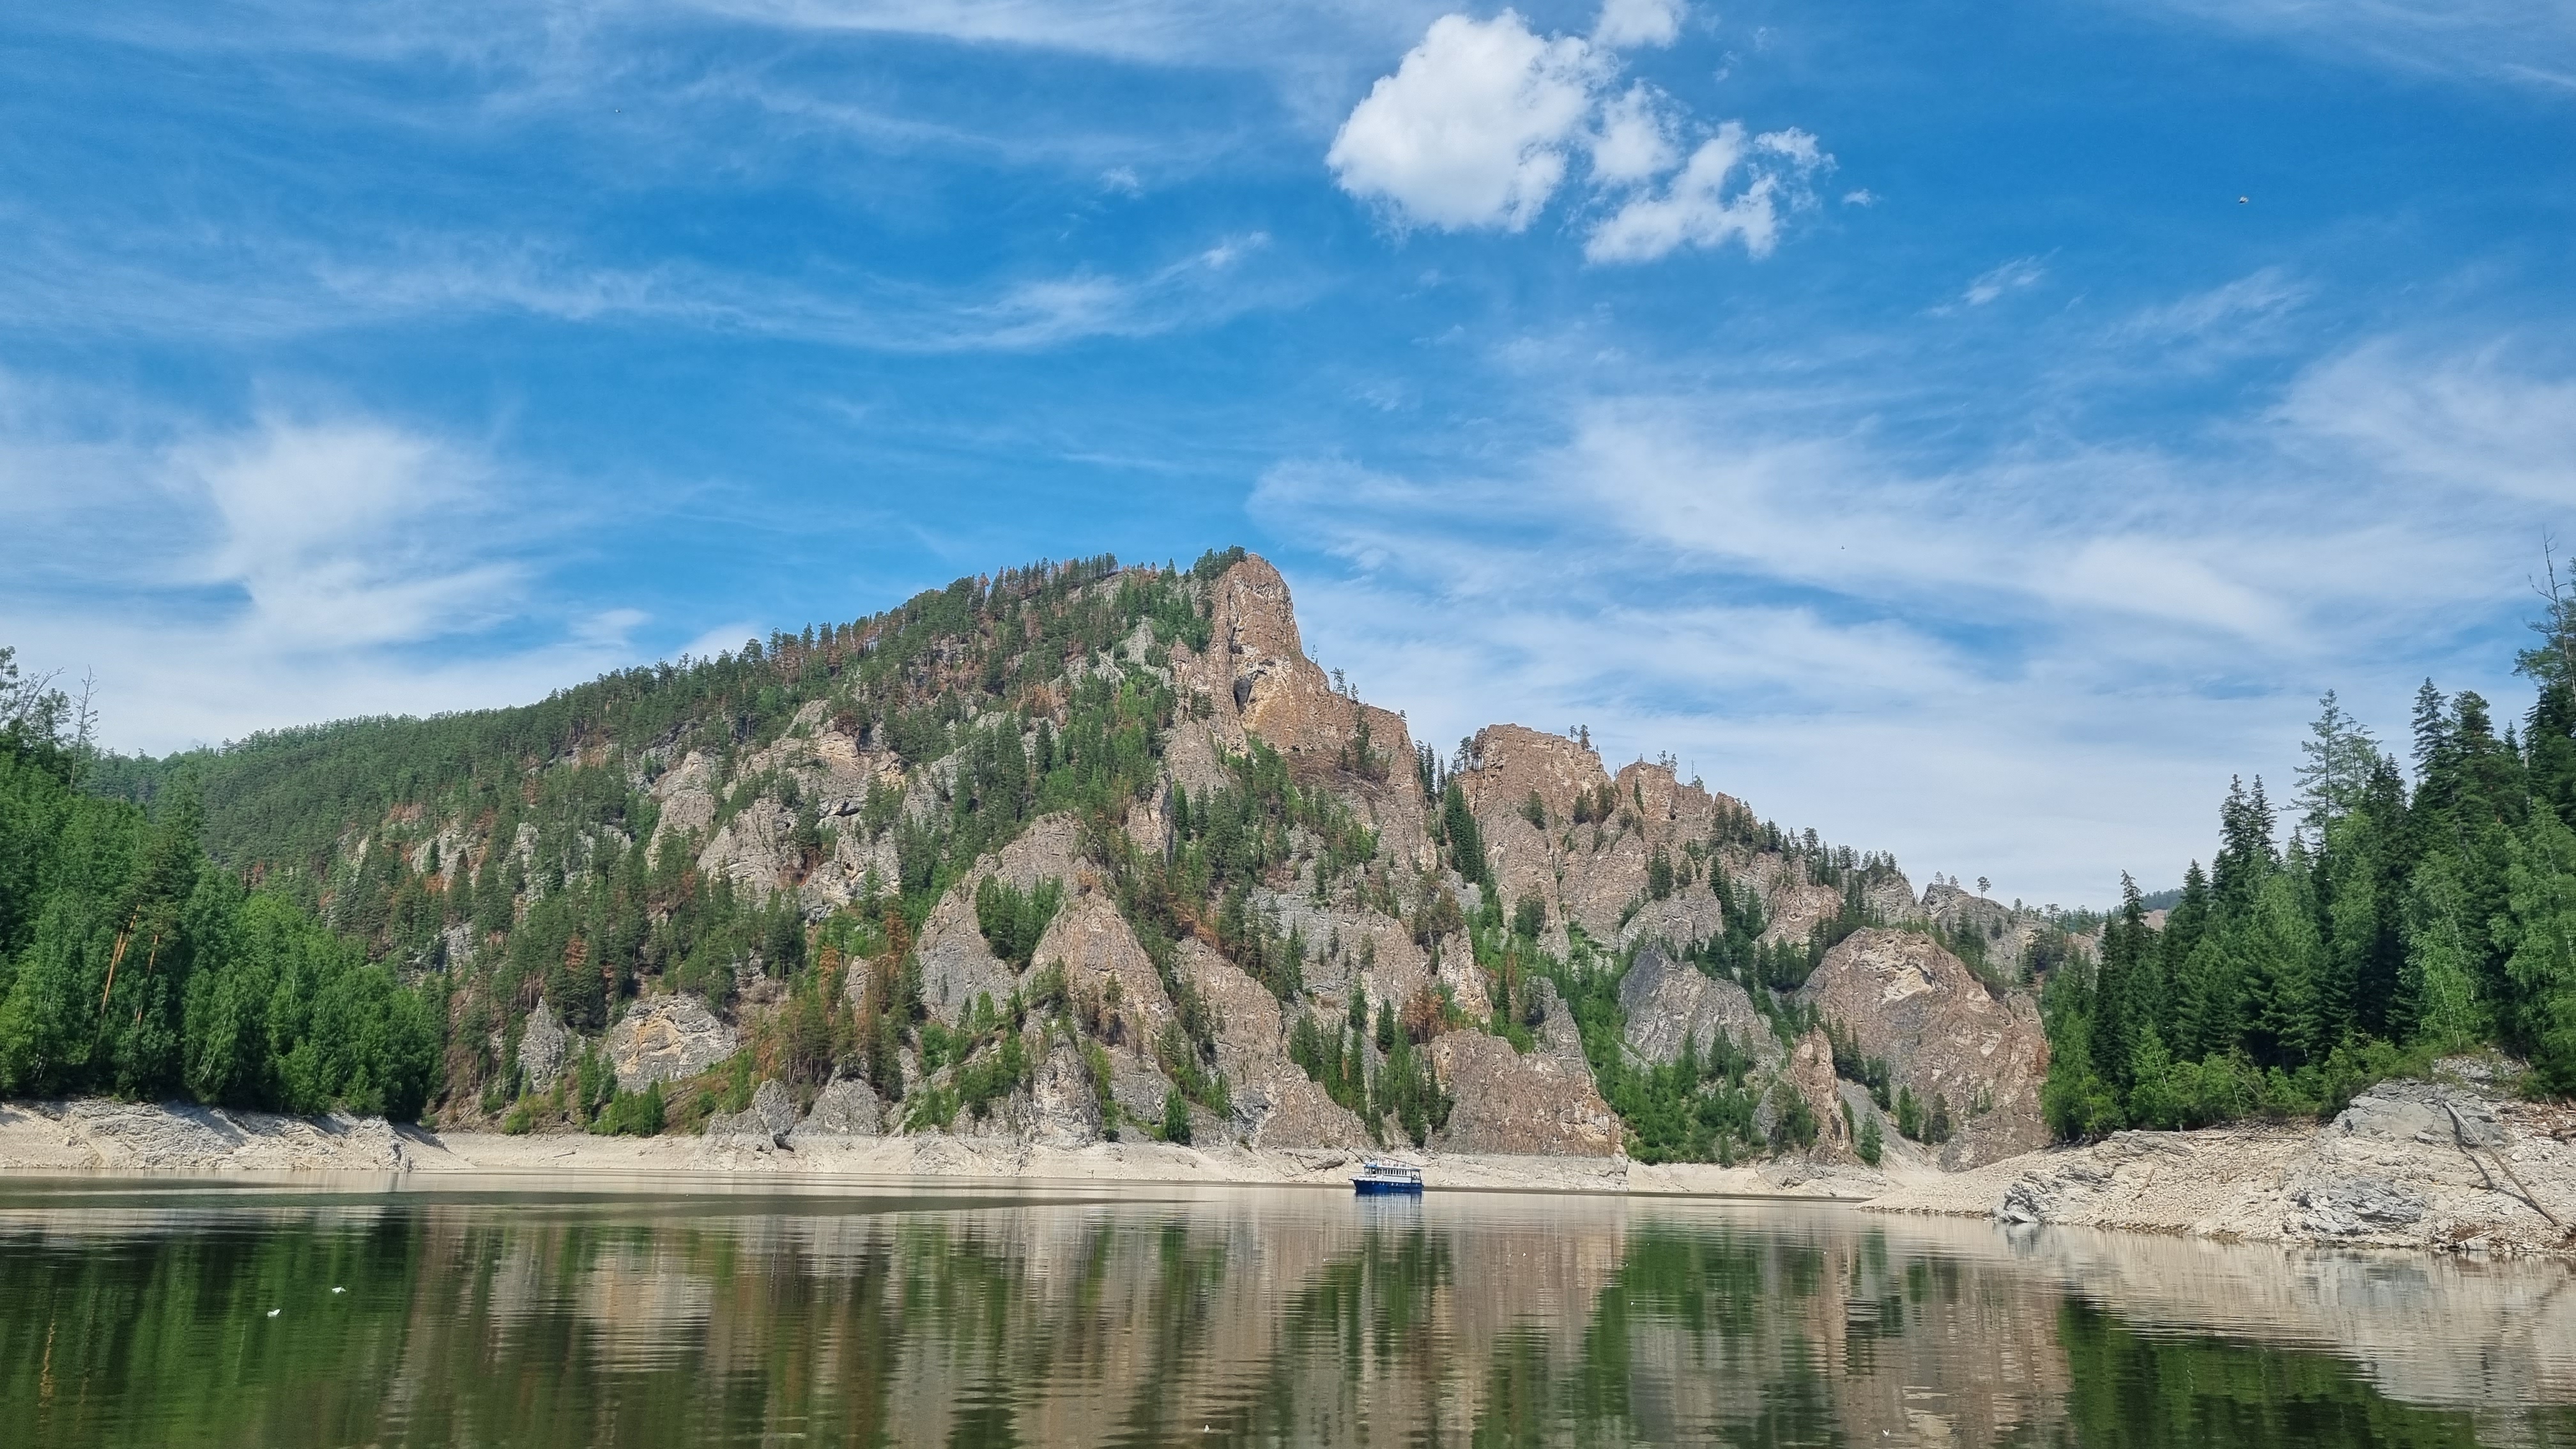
4;0;2572;905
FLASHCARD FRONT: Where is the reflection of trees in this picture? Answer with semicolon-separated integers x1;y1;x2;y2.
1;1197;2563;1448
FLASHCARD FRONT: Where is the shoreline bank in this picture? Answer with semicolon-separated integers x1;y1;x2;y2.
9;1075;2571;1258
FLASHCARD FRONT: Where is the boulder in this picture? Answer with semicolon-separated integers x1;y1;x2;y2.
604;994;739;1092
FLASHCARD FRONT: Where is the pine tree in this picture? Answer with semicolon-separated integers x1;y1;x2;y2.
2504;807;2576;1091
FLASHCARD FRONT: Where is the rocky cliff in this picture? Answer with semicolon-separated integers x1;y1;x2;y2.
116;549;2090;1181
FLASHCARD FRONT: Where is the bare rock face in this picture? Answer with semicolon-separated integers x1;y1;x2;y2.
604;993;740;1092
1786;1028;1855;1157
17;1101;406;1172
698;796;796;897
1032;892;1173;1041
1531;981;1588;1066
1459;724;1609;836
1797;928;2048;1168
1617;948;1783;1070
988;813;1085;892
1761;880;1846;946
1024;1041;1103;1149
1183;940;1373;1150
1209;558;1394;765
913;879;1019;1027
790;1076;885;1139
703;1078;797;1149
1429;1031;1621;1158
1620;891;1727;951
517;1000;573;1092
1104;1051;1181;1131
1556;829;1654;940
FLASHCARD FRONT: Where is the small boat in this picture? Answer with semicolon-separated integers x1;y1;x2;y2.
1352;1160;1423;1195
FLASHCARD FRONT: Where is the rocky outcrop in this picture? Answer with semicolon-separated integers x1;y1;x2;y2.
1430;1032;1621;1157
1784;1029;1855;1157
791;1076;884;1139
911;880;1020;1027
1797;928;2048;1169
604;994;739;1092
1033;892;1172;1043
1618;891;1728;951
1617;947;1782;1070
1023;1041;1103;1148
1877;1071;2576;1257
517;1000;573;1092
702;1079;797;1151
0;1100;407;1172
1184;940;1373;1150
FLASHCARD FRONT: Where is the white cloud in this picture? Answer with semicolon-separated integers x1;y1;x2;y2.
0;398;646;753
1588;83;1680;187
0;229;1282;355
1324;12;1602;232
1331;6;1828;261
1584;125;1828;262
1593;0;1685;50
2133;0;2576;92
1254;335;2575;904
1959;256;2046;307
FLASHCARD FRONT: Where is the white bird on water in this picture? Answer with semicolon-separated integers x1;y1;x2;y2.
266;1309;280;1318
331;1287;345;1294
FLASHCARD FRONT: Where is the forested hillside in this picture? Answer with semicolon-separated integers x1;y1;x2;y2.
0;649;441;1116
2041;583;2576;1134
9;546;2570;1162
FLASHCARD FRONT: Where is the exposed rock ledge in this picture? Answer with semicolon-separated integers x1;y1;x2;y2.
1866;1076;2576;1257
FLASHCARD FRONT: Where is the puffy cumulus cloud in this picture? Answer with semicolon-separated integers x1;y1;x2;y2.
1588;83;1680;186
1330;3;1830;261
1584;124;1827;263
1324;12;1602;232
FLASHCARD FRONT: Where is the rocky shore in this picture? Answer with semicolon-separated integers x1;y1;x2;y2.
1868;1073;2576;1257
8;1075;2568;1259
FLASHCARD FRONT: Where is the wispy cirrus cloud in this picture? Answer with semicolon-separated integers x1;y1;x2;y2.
0;229;1289;353
2132;0;2576;92
1254;332;2575;904
0;386;644;751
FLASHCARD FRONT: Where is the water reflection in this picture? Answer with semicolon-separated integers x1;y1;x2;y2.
1;1178;2569;1447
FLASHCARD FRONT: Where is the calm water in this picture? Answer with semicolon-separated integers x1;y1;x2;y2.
3;1177;2572;1448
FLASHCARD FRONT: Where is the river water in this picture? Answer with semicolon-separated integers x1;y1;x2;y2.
3;1176;2572;1448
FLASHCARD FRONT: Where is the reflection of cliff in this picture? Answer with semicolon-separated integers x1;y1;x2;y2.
3;1184;2568;1446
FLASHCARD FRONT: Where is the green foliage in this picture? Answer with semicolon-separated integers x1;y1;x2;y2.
1855;1114;1883;1166
0;739;441;1118
2040;611;2576;1136
974;875;1063;970
1160;1086;1192;1144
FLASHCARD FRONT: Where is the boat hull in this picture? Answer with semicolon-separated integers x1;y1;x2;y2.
1353;1177;1423;1196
